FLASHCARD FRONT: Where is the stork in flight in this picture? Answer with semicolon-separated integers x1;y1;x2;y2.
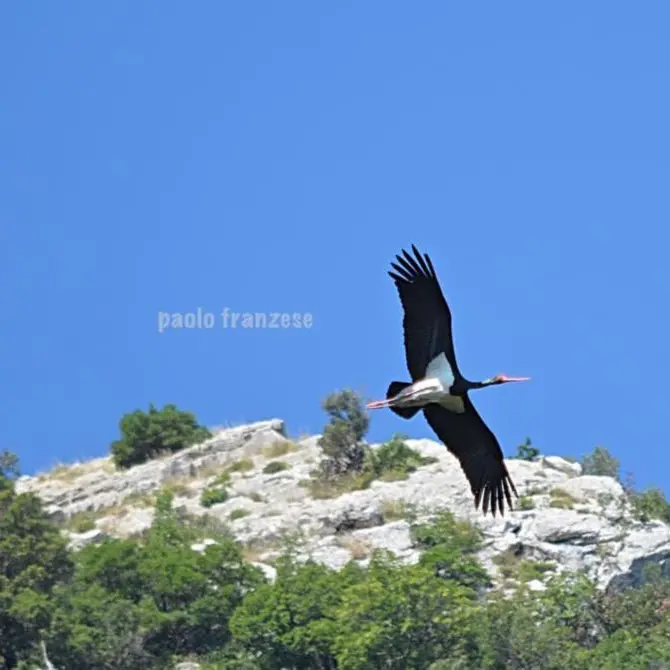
366;245;530;516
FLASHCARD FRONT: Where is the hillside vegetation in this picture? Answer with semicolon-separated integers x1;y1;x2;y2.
3;392;670;669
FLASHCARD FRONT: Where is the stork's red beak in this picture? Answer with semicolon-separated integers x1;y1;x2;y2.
500;375;531;383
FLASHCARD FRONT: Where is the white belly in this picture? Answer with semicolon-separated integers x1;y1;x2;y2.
425;352;455;388
425;353;464;413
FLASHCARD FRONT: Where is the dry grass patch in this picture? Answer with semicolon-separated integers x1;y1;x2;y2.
242;537;285;564
381;499;410;521
197;463;227;480
262;440;298;459
123;490;156;507
160;476;195;498
66;511;98;533
307;471;373;500
229;508;251;521
66;492;158;530
94;503;131;520
100;460;117;474
48;463;88;482
226;458;255;474
518;495;535;510
338;535;373;560
493;548;555;583
243;546;268;564
378;470;410;482
549;487;578;510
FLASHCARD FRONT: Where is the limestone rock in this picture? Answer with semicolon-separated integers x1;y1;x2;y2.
20;419;670;594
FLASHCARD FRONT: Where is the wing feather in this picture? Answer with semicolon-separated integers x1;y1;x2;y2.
388;245;461;382
423;398;518;516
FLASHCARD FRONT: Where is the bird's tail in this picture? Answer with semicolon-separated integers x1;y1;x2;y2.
385;381;421;419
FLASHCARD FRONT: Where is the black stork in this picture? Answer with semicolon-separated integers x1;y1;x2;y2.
366;245;530;516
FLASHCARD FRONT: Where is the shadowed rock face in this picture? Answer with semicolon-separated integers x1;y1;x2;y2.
18;419;670;594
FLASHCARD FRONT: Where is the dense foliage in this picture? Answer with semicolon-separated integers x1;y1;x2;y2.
579;446;670;523
110;403;212;469
310;391;438;499
6;401;670;669
0;467;73;669
581;446;621;480
4;449;670;670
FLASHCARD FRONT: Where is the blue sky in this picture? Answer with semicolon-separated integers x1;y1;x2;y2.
1;3;668;494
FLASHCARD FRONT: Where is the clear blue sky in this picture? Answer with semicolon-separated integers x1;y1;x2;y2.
2;3;668;494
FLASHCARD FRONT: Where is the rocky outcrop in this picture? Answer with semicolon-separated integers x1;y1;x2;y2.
17;420;670;593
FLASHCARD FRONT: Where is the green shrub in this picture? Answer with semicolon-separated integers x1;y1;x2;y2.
369;434;438;480
519;496;535;510
309;430;436;500
515;437;540;461
493;548;522;579
263;461;290;475
199;471;232;508
410;511;488;590
110;403;211;469
212;472;231;487
581;445;620;480
630;487;670;523
518;560;555;583
200;487;229;508
68;512;97;533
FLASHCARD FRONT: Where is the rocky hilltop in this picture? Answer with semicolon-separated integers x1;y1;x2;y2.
16;419;670;594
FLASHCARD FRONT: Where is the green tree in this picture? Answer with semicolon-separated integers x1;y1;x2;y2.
473;587;588;670
584;571;670;669
410;511;489;591
515;437;540;461
231;557;363;669
136;492;263;659
45;492;262;668
581;446;620;480
74;538;143;602
0;457;73;669
318;390;369;478
45;583;152;670
110;403;212;469
333;552;478;670
0;450;19;481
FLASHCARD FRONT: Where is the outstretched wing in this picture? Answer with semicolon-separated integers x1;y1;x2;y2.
388;245;461;382
423;397;518;516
